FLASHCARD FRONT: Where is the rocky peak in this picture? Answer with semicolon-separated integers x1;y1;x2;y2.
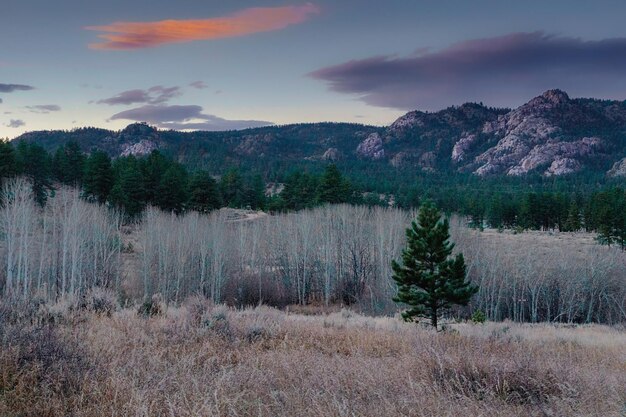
389;111;427;131
538;89;570;105
120;122;157;137
114;123;161;157
356;132;385;160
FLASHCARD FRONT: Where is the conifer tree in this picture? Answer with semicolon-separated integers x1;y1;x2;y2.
83;150;114;204
53;142;85;185
16;142;52;206
220;168;243;207
140;150;169;204
317;164;351;204
156;164;188;214
188;171;222;213
564;201;581;232
243;174;266;210
109;160;145;217
0;140;17;181
392;201;478;328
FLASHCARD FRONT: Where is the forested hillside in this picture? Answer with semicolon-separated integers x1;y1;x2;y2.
12;90;626;181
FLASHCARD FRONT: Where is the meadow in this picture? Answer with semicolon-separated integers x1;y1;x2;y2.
1;296;625;416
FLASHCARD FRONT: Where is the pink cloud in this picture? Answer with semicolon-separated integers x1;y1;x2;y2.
86;4;320;50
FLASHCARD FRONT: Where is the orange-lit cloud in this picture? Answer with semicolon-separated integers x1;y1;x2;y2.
86;4;320;50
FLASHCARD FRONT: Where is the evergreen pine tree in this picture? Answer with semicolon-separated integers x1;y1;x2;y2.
156;164;188;214
64;142;85;185
109;160;145;217
188;171;222;213
317;164;351;204
52;142;84;185
220;168;243;207
242;174;266;210
140;150;169;204
564;201;581;232
0;140;17;181
392;201;478;328
83;150;114;204
16;142;52;206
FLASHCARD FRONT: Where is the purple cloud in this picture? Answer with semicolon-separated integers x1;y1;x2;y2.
6;119;25;128
26;104;61;113
0;83;35;93
109;104;273;131
98;85;182;105
309;32;626;110
189;81;208;89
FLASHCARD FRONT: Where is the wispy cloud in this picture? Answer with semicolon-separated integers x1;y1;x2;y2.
109;104;273;131
0;83;35;93
5;119;25;128
98;86;181;105
310;32;626;110
87;4;320;50
26;104;61;113
189;81;208;89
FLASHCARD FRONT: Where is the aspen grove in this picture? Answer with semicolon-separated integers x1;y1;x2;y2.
0;178;624;323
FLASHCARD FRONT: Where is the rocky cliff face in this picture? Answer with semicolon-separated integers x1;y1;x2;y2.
608;158;626;177
385;89;626;176
356;133;385;160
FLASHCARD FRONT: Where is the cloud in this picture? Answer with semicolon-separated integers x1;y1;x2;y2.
6;119;25;128
0;83;35;93
189;81;208;89
26;104;61;113
86;4;320;50
109;104;273;131
98;86;181;105
309;32;626;110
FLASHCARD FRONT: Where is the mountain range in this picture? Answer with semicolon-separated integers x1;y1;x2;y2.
13;89;626;178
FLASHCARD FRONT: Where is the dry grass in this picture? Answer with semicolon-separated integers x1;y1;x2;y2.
1;300;625;416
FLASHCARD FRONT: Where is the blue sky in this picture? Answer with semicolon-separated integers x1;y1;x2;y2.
2;0;626;137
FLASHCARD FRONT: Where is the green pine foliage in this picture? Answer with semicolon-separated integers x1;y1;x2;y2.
15;142;52;206
188;171;222;213
0;140;17;181
317;164;353;204
392;201;478;328
83;151;114;204
109;157;145;217
156;164;189;214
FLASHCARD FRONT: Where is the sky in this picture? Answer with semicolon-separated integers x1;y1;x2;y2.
2;0;626;138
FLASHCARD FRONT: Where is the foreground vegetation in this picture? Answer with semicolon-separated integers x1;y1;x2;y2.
1;297;624;416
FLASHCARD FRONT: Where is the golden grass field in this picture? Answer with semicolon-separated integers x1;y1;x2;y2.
1;295;624;417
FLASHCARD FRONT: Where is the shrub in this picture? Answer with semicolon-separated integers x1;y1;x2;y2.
201;307;232;339
245;324;271;343
431;358;575;405
138;294;166;317
184;295;212;325
471;310;487;324
77;288;118;316
0;324;92;415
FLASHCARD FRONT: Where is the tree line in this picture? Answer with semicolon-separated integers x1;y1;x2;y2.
0;140;359;217
1;140;624;248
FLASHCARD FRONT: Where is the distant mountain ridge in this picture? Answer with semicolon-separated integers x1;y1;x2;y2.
13;90;626;177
